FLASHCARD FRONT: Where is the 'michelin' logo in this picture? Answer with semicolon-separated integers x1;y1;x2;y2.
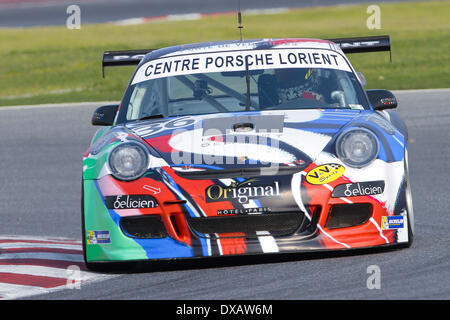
205;179;280;204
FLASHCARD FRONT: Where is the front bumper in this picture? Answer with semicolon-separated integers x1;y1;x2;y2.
82;166;410;263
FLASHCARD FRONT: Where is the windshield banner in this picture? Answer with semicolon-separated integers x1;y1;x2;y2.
131;49;351;84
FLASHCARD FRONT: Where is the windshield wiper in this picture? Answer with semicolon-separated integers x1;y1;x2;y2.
137;114;165;121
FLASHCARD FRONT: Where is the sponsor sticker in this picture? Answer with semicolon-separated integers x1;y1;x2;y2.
87;231;111;244
381;216;404;230
381;97;396;106
217;207;272;215
132;48;351;85
332;181;385;198
104;195;158;210
306;163;345;185
205;179;280;204
127;116;197;138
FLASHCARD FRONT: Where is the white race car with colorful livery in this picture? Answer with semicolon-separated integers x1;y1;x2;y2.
82;35;414;270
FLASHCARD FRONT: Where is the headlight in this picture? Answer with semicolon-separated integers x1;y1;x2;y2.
108;142;149;180
336;128;379;168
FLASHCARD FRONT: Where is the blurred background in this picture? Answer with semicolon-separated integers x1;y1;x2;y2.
0;0;448;107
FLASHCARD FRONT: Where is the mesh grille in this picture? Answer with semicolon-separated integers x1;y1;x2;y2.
188;212;304;238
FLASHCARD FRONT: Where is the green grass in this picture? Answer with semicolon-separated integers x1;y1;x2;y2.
0;1;449;106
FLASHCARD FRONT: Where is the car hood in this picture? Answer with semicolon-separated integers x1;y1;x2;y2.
126;109;363;169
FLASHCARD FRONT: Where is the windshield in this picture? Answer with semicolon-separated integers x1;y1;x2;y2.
120;49;368;122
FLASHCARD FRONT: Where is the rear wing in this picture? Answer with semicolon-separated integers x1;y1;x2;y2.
101;35;391;77
328;35;391;61
102;49;153;77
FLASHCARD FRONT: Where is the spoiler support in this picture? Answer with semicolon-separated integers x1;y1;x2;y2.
328;35;391;62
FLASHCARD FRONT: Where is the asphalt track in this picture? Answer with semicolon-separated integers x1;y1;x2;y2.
0;0;419;27
0;89;449;300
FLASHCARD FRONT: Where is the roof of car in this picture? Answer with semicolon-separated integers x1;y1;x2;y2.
142;38;341;63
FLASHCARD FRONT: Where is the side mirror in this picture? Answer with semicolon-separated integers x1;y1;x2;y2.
366;89;397;110
92;104;119;126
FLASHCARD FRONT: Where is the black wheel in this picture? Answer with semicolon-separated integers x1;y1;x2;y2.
400;150;414;248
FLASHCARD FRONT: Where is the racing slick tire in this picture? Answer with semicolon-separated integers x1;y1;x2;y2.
402;149;414;248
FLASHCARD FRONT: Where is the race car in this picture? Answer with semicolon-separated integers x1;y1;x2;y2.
82;35;414;270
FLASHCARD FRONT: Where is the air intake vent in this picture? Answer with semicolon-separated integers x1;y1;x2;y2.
120;215;168;238
326;203;372;229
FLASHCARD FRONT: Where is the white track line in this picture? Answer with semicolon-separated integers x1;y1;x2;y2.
0;283;50;300
0;243;82;250
0;252;85;262
0;235;117;300
0;265;100;280
0;234;81;241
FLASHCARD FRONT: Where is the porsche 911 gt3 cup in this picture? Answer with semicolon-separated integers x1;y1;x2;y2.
82;36;413;269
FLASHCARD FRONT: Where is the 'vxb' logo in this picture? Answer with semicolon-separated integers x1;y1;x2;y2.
306;163;345;185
